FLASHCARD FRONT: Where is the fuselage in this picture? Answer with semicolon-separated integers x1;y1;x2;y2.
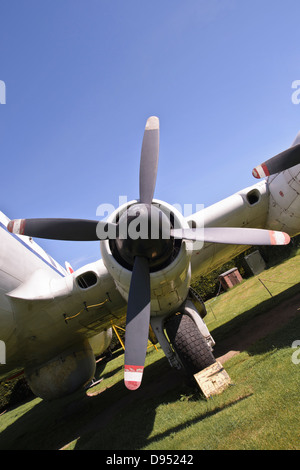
0;211;67;378
0;211;66;339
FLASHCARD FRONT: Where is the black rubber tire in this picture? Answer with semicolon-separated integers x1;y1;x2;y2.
165;313;216;376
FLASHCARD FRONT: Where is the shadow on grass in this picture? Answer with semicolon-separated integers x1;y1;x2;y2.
75;390;253;450
0;356;184;450
0;350;254;451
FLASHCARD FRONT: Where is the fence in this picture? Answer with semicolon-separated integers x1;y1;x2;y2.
205;261;300;319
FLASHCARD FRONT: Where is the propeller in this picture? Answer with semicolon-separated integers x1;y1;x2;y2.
7;115;291;392
171;227;290;246
252;143;300;179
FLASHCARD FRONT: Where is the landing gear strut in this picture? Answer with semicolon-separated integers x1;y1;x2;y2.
150;298;216;378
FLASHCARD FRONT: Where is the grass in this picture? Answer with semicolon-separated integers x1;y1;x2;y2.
0;253;300;450
205;254;300;341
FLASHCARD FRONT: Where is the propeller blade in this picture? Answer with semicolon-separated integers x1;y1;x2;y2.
7;218;116;241
252;144;300;178
171;227;290;246
124;256;151;391
139;116;159;205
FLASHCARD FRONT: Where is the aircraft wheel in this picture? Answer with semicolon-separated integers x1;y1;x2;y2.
165;313;216;376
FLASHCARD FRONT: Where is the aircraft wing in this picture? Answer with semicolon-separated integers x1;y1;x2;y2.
4;259;127;378
187;180;271;278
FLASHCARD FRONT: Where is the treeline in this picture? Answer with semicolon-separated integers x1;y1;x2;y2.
0;376;34;413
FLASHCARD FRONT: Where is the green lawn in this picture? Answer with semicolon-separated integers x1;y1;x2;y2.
205;253;300;334
0;253;299;450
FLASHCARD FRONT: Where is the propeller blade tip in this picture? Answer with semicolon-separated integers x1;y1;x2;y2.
145;116;159;131
124;365;144;391
7;221;13;233
269;231;290;245
252;168;260;179
252;164;270;179
285;233;291;245
7;219;25;235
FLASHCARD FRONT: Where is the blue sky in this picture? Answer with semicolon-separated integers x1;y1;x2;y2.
1;0;300;269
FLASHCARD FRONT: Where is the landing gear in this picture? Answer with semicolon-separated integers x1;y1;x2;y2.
150;298;217;379
165;313;216;376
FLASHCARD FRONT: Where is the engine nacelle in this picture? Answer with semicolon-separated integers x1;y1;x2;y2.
100;199;194;316
266;164;300;236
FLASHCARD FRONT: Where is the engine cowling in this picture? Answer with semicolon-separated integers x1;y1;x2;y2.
266;164;300;235
100;199;194;316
